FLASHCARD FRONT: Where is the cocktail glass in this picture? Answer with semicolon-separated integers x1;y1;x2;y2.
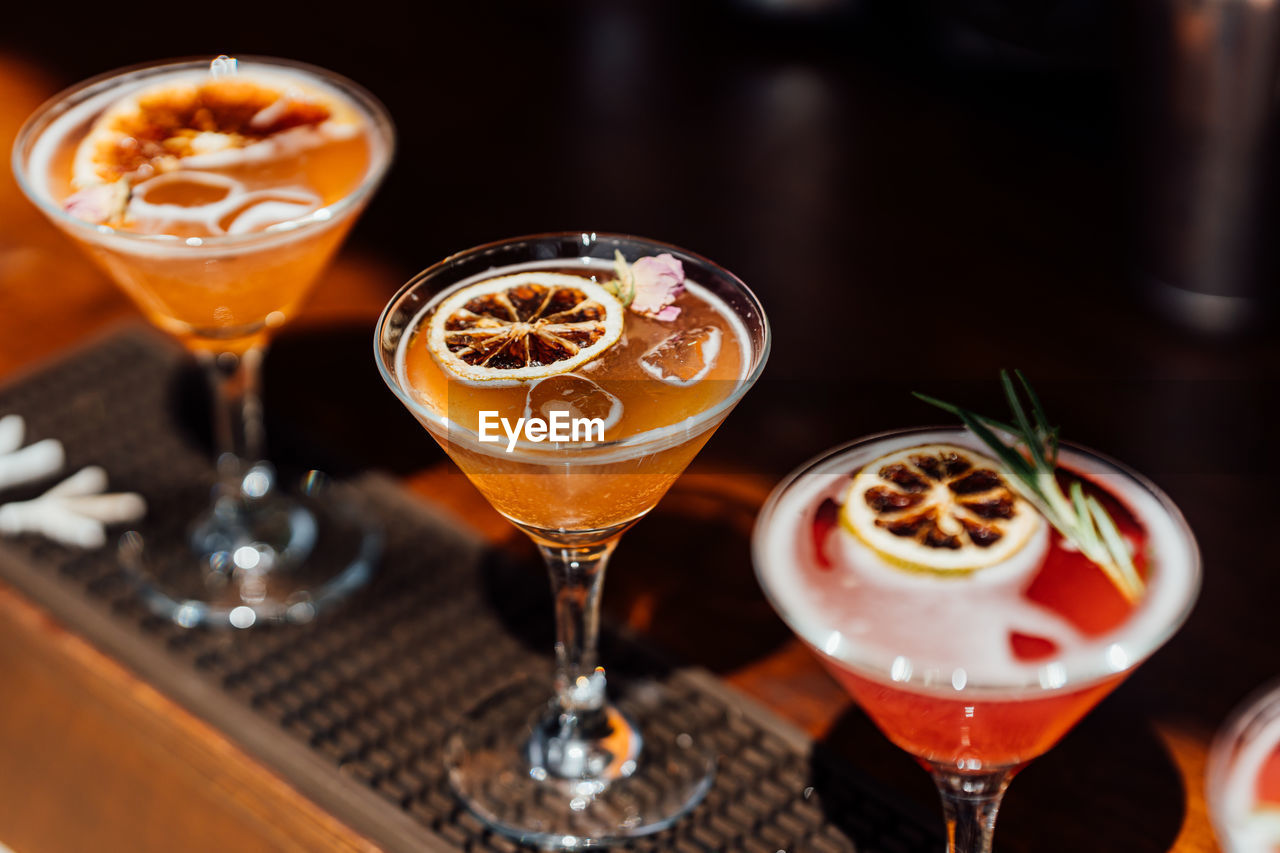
374;232;770;846
12;57;395;627
753;428;1201;853
1208;680;1280;852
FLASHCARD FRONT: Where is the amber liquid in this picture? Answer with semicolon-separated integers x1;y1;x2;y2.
399;263;749;536
37;72;376;354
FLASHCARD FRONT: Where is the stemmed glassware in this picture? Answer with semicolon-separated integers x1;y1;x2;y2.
12;56;395;627
753;427;1200;853
1208;680;1280;852
375;232;770;845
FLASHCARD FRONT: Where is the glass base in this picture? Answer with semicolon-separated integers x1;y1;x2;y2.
445;678;715;848
120;471;380;628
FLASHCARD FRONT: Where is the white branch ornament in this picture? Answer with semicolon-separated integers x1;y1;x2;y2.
0;414;64;490
0;415;147;548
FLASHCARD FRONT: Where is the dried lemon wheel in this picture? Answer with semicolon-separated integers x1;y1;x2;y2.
72;75;355;192
427;272;624;383
841;444;1041;573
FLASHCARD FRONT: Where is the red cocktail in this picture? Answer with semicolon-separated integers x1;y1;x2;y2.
754;426;1200;852
1210;681;1280;852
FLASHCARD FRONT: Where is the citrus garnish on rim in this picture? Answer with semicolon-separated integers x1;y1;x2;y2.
427;272;624;383
915;370;1146;601
842;444;1041;573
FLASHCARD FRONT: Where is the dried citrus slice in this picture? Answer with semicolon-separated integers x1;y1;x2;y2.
841;444;1041;573
70;73;357;212
427;272;624;383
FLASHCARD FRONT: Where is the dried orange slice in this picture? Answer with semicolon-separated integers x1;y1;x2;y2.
71;74;357;202
427;273;624;383
841;444;1041;573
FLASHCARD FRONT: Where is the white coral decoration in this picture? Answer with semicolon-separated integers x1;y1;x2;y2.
0;414;63;490
0;415;147;548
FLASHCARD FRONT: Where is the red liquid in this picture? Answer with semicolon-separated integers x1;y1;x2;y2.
1021;474;1148;638
812;471;1148;769
828;665;1123;768
1258;748;1280;807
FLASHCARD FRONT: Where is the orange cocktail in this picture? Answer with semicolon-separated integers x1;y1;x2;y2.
397;259;749;535
17;55;387;354
376;233;770;846
13;56;394;628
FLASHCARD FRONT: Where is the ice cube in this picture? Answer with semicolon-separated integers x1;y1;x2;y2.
639;326;721;386
523;374;623;434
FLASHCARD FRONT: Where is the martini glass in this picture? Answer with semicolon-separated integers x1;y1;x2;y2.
374;232;770;846
12;57;395;628
1208;680;1280;852
753;428;1201;853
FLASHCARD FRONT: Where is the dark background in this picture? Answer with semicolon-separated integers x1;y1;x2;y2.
8;0;1271;470
5;2;1278;850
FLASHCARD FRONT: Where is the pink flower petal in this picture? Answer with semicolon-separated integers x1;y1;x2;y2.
63;182;127;225
628;253;686;321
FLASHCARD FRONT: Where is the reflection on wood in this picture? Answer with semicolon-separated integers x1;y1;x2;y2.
0;585;375;852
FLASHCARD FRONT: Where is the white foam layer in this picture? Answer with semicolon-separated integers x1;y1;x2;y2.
124;172;320;236
178;122;357;172
22;61;387;256
755;429;1200;696
822;516;1087;685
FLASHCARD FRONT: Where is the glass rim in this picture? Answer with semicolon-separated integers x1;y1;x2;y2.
11;54;396;249
373;231;772;458
751;425;1203;696
1206;677;1280;837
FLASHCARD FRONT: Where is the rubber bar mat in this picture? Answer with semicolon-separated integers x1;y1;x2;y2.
0;326;942;853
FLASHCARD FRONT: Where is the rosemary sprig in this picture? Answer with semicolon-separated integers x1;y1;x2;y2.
914;370;1144;602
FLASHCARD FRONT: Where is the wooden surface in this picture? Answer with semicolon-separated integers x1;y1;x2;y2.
2;5;1275;849
0;585;378;853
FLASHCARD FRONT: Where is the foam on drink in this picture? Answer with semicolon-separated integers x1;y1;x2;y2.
28;59;373;239
16;57;392;351
758;430;1198;691
755;429;1199;768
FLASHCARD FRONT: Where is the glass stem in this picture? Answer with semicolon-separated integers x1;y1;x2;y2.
928;764;1014;853
538;537;617;714
201;347;267;497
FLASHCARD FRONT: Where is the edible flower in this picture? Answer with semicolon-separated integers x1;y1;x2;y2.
63;181;128;226
611;250;685;321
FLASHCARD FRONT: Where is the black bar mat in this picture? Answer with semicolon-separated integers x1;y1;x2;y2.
0;326;941;853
